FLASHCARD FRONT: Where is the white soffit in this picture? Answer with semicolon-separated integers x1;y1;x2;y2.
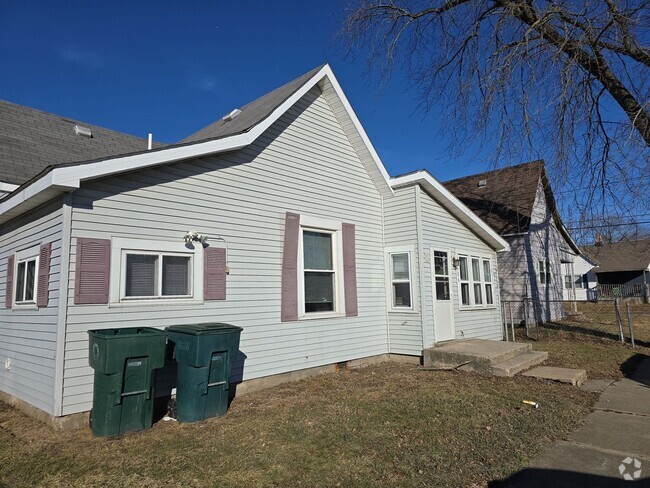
391;171;510;252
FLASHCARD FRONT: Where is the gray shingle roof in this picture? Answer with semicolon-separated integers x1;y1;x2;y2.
182;64;326;143
581;239;650;273
0;100;165;185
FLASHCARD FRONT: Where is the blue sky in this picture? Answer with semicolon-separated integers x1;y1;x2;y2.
0;0;503;182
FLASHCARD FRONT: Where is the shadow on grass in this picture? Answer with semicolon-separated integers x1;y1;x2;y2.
490;467;635;487
542;321;650;349
621;353;650;388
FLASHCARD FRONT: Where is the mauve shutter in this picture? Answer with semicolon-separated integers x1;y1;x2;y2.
36;242;52;307
281;212;300;322
74;238;110;304
342;223;358;317
5;256;14;308
204;247;227;300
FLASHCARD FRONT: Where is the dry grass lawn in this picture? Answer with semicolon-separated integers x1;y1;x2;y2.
0;363;595;488
521;302;650;379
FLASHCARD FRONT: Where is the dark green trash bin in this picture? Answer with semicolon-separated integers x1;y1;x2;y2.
165;323;243;422
88;327;167;437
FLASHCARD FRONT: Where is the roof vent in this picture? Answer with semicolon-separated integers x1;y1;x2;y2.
74;125;92;138
478;179;487;188
222;109;242;122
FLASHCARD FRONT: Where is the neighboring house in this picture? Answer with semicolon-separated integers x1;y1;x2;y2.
0;64;507;426
581;239;650;299
561;253;598;301
444;161;581;323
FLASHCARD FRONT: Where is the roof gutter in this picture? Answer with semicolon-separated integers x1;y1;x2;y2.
390;171;510;252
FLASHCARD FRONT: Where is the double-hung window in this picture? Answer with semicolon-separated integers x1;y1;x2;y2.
483;259;494;305
564;274;573;289
15;254;38;304
297;216;346;317
302;230;336;313
458;254;495;308
539;260;552;285
390;252;412;308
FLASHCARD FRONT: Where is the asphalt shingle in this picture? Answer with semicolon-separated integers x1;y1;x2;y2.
443;161;544;235
0;100;165;185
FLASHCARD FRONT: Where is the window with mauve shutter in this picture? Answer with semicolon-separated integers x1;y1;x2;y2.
75;238;110;304
342;223;358;317
4;256;14;308
36;242;52;307
281;212;300;321
204;247;226;300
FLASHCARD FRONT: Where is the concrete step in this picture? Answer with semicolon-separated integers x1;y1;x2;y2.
522;366;587;386
424;339;532;373
490;351;549;377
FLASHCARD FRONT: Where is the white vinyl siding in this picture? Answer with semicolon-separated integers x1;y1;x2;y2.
0;199;63;415
418;187;502;341
62;86;388;414
383;188;422;355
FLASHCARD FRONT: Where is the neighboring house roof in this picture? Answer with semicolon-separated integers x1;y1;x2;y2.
0;100;164;186
443;161;543;235
182;65;326;143
580;239;650;273
0;64;393;224
391;171;510;252
443;161;580;254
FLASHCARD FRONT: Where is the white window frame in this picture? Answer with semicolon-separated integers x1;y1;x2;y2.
109;238;204;306
539;259;552;285
385;245;416;313
457;252;497;310
121;250;194;300
12;245;40;309
297;215;345;320
574;275;584;289
564;274;573;289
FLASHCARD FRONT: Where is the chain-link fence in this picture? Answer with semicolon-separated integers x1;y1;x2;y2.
501;298;650;347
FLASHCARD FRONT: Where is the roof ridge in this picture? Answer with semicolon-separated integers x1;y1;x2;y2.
180;64;327;144
443;160;544;184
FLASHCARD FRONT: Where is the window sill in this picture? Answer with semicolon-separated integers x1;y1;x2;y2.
299;311;346;321
109;299;204;309
458;306;498;311
12;304;39;311
388;309;419;314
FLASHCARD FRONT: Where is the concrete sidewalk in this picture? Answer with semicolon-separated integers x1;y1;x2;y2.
499;356;650;487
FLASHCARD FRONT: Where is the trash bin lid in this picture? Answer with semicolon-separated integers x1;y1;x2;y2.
165;323;243;335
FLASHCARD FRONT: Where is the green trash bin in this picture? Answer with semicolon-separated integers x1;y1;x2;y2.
88;327;167;437
165;323;243;422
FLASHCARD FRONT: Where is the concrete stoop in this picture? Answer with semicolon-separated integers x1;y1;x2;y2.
522;366;587;386
424;339;548;378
